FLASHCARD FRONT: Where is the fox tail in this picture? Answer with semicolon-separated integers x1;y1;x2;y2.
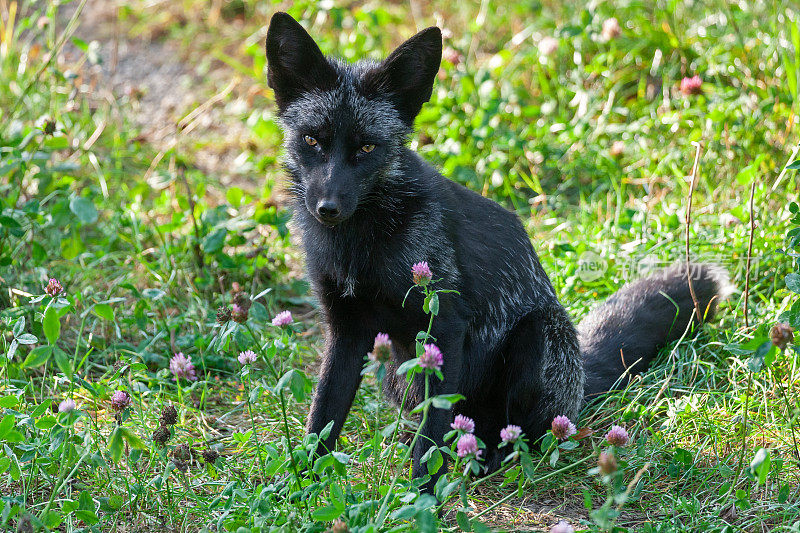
579;263;733;399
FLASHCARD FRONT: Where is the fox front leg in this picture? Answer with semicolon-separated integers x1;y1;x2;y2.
306;305;374;454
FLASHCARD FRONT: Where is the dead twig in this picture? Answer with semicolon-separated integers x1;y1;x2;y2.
685;141;703;322
743;179;756;328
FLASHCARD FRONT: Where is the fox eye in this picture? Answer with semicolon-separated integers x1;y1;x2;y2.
304;135;318;147
360;144;376;153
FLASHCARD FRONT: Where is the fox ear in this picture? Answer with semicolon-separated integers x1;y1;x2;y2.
362;27;442;126
266;12;337;112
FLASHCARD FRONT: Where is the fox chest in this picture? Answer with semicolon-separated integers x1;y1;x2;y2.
306;236;423;300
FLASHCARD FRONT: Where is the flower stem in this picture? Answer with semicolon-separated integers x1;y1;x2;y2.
243;324;307;514
243;372;267;484
376;373;430;526
377;377;415;490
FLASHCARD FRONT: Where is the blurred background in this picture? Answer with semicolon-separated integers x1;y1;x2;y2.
3;0;797;305
3;0;797;301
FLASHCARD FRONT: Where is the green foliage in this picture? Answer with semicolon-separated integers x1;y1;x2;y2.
1;0;799;531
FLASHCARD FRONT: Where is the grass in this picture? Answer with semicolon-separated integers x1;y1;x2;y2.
1;0;800;531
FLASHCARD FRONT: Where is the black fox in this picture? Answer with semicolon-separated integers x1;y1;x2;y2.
265;13;730;489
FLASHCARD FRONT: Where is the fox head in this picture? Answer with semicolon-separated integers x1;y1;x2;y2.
266;12;442;226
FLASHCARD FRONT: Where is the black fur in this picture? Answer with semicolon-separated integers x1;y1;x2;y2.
266;13;338;112
579;263;730;398
360;27;443;126
265;12;731;492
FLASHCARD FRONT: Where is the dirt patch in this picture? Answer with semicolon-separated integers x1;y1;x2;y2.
59;0;259;191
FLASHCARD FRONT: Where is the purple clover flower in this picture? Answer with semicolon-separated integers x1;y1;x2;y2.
58;398;76;413
456;433;480;458
45;278;63;297
538;36;558;57
169;352;197;381
551;415;577;441
680;75;702;95
601;17;620;40
500;424;522;443
110;391;131;412
551;521;575;533
451;414;475;433
271;310;293;327
605;425;629;447
411;261;432;285
419;343;443;371
238;350;257;365
369;333;392;363
231;303;249;323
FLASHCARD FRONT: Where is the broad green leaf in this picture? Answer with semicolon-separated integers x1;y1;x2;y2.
747;340;775;373
0;396;18;408
416;509;438;533
289;369;311;401
22;346;52;368
35;415;57;430
94;304;115;321
426;448;443;475
750;448;771;485
12;316;24;337
428;292;439;315
396;358;419;376
311;504;343;521
78;490;95;511
7;339;18;361
431;393;464;409
390;505;418;520
226;187;244;206
69;196;98;224
786;273;800;294
76;510;99;525
329;482;344;504
549;448;560;467
313;454;335;474
202;227;227;254
3;430;23;443
436;478;461;501
456;511;471;532
0;215;21;228
31;400;52;418
43;307;60;344
43;510;63;529
16;333;38;345
0;415;14;439
331;451;350;465
779;484;791;503
521;452;536;480
108;426;124;462
120;427;147;450
275;370;293;392
54;348;73;377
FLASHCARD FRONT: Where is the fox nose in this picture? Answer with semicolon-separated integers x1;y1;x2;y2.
316;199;341;221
